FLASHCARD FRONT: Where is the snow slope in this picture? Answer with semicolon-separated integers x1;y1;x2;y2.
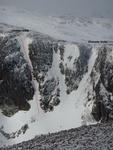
0;6;113;42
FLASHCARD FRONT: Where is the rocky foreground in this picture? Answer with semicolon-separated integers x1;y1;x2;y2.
1;122;113;150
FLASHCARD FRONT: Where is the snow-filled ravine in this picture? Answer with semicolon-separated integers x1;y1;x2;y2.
0;32;98;147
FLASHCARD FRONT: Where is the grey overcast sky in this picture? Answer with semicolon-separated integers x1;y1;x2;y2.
0;0;113;18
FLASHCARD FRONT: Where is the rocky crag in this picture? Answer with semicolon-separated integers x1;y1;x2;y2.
0;23;113;147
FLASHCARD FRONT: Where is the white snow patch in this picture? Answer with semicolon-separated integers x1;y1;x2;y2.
64;44;79;69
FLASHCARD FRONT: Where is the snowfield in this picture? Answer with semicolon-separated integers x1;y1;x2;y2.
0;6;113;42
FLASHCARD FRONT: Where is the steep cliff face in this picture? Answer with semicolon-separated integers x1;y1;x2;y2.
0;24;113;147
0;34;34;116
29;36;113;123
91;46;113;122
29;38;92;112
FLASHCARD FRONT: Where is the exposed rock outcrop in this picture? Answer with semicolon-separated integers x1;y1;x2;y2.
90;46;113;122
29;36;61;112
0;35;34;116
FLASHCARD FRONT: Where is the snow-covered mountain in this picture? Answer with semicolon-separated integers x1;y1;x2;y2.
0;6;113;42
0;6;113;148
